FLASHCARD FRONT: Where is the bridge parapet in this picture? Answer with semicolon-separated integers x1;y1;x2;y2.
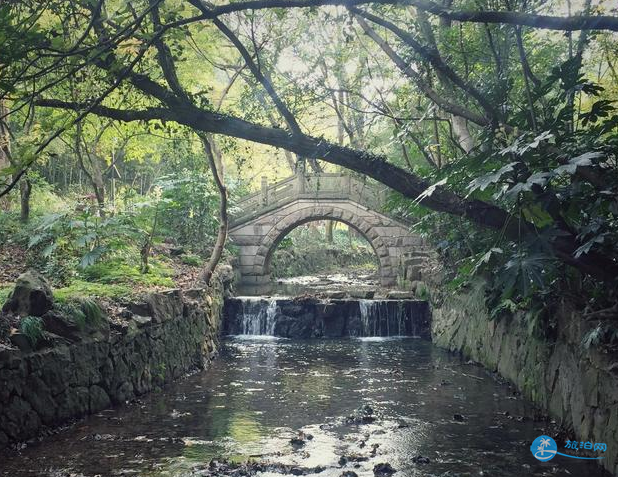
231;172;388;227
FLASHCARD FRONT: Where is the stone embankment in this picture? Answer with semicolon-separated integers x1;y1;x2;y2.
431;279;618;476
0;271;223;450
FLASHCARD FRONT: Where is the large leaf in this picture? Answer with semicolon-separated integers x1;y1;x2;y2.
79;246;108;268
500;131;553;156
499;252;549;299
466;162;518;196
574;233;607;258
36;212;66;231
504;172;552;199
76;232;97;247
472;247;503;275
413;178;447;204
553;152;604;176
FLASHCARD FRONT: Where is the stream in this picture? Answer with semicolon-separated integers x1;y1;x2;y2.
0;336;607;476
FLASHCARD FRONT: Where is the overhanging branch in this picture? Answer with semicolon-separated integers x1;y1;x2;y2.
35;97;618;281
188;0;618;32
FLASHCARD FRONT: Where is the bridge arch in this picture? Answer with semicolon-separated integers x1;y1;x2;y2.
255;204;392;283
228;173;428;291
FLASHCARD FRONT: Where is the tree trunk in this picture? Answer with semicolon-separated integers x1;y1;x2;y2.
198;134;228;286
75;122;106;216
325;220;334;243
450;115;474;153
0;100;11;211
19;177;31;222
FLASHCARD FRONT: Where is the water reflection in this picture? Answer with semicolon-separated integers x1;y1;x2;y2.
0;338;609;477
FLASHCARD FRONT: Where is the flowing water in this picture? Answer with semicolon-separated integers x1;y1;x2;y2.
225;297;430;339
237;298;279;336
358;300;411;337
0;338;607;477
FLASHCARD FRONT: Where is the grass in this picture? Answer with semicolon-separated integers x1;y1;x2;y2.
55;297;106;329
20;316;44;346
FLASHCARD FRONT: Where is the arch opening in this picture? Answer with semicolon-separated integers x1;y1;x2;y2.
249;203;397;290
268;219;380;291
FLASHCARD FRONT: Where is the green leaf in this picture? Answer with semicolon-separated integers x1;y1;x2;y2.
80;246;107;268
76;232;97;247
553;152;603;176
28;233;47;248
574;233;607;258
472;247;503;274
413;178;447;204
42;242;57;258
467;162;518;196
504;172;551;199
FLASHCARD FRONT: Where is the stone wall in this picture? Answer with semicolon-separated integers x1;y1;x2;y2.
0;286;223;450
431;280;618;475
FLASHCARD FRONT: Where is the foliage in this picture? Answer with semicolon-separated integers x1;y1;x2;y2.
153;170;220;251
0;286;12;308
26;205;140;279
403;56;618;328
582;323;618;352
56;298;105;330
271;222;378;277
19;316;44;346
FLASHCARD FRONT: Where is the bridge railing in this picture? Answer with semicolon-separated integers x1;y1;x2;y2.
230;172;389;226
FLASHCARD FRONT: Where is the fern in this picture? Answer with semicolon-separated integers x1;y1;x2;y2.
79;298;104;326
19;316;44;346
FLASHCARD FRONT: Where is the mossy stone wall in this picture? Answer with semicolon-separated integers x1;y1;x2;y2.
432;281;618;475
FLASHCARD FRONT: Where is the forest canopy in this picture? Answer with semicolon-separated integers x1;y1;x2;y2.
1;0;617;326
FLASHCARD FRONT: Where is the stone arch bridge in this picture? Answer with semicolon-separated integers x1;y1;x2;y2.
229;172;429;289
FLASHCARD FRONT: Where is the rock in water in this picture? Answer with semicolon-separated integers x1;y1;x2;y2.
373;463;396;476
412;455;431;464
2;270;53;317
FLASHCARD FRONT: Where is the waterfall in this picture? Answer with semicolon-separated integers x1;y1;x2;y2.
238;298;279;335
359;300;377;337
358;299;415;337
224;297;430;339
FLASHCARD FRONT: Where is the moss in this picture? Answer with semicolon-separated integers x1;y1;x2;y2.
52;254;177;303
80;257;175;287
180;254;203;266
0;286;12;308
54;281;133;303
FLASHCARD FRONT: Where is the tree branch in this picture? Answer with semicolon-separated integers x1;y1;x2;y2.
35;97;618;281
352;7;500;123
353;15;490;127
187;0;618;32
202;11;302;135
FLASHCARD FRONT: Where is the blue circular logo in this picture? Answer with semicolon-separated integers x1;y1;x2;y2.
531;435;557;461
